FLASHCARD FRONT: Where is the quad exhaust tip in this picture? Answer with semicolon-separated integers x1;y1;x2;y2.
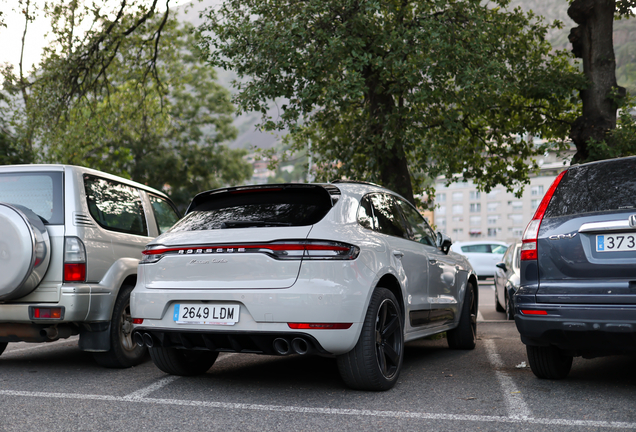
273;338;290;355
292;338;309;355
133;332;144;347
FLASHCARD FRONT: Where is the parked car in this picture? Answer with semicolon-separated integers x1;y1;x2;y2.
0;164;180;367
494;241;521;320
450;241;508;279
131;181;478;391
515;156;636;379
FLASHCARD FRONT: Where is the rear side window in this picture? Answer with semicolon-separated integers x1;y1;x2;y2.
149;195;180;234
84;175;148;236
170;186;333;231
0;172;64;224
357;196;375;230
368;194;408;239
546;158;636;217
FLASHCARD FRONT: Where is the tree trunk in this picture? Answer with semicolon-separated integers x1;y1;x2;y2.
364;69;415;204
379;151;415;204
568;0;625;163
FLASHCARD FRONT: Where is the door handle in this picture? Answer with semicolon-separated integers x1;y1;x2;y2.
392;250;404;258
429;258;438;264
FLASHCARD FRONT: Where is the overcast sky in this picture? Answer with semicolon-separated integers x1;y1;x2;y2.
0;0;193;72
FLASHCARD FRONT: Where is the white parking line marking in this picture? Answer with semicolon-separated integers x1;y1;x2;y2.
123;376;180;400
2;337;80;355
122;353;238;399
0;389;634;428
483;339;531;419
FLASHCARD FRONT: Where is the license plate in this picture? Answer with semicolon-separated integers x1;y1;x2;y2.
173;303;240;325
596;234;636;252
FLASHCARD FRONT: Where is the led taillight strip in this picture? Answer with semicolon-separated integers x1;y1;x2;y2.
142;243;351;255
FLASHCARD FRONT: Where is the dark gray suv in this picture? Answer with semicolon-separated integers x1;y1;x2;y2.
515;156;636;379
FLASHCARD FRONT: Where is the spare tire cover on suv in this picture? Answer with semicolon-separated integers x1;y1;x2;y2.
0;203;51;301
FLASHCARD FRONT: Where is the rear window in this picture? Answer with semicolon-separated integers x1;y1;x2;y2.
170;186;334;232
0;171;64;224
546;158;636;218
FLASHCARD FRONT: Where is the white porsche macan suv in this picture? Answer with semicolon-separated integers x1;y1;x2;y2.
131;181;478;390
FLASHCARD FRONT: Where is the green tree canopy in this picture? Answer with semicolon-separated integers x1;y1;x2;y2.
2;1;252;209
200;0;583;204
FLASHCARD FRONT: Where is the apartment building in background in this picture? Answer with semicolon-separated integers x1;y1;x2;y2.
433;152;571;244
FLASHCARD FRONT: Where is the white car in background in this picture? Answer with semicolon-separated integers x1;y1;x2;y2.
131;181;478;391
450;241;509;279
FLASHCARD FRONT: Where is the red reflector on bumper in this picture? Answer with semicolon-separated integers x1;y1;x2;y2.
132;318;144;324
33;307;62;319
287;323;352;330
64;263;86;282
521;310;548;315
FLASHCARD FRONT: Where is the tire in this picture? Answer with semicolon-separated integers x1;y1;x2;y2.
447;282;477;350
150;347;218;376
505;290;515;321
495;288;505;312
93;285;147;368
337;287;404;391
526;345;573;379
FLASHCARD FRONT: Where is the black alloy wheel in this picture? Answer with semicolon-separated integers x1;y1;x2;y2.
337;287;404;391
375;297;402;380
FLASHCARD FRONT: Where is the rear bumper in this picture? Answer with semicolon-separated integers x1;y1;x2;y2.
514;303;636;356
132;327;332;356
130;260;378;355
0;285;92;323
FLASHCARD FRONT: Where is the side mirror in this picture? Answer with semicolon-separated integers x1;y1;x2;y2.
496;262;507;272
436;232;452;255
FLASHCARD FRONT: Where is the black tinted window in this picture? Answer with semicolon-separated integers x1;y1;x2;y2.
0;172;64;224
546;158;636;217
84;175;148;236
369;194;408;238
357;195;375;230
171;187;333;231
396;198;436;246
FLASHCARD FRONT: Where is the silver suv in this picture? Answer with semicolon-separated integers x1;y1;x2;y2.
0;164;180;367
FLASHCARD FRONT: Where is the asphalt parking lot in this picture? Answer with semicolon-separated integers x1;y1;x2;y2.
0;281;634;431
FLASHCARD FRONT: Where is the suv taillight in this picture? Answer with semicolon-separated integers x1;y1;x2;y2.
64;237;86;282
521;170;567;261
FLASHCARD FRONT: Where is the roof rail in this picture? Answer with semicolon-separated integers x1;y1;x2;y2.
330;179;385;188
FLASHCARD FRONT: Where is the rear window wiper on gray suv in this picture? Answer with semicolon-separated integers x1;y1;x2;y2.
220;221;292;229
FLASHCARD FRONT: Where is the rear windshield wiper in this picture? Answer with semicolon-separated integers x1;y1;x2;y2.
220;220;292;229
